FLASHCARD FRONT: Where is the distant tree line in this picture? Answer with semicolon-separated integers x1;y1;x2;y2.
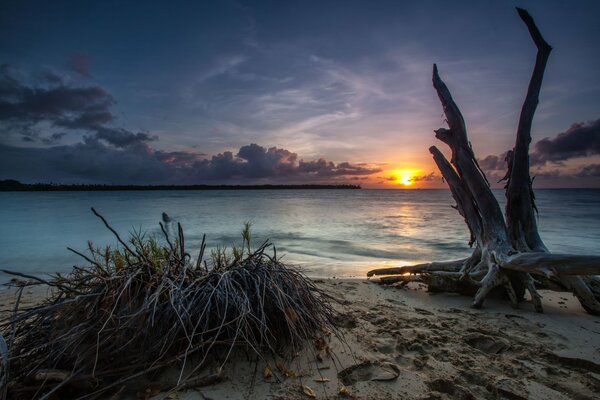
0;179;361;191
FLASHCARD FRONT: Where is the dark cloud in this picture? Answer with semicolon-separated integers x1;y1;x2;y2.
56;110;114;130
0;82;113;124
41;132;66;145
35;70;64;85
236;144;298;178
69;53;92;78
93;127;156;148
154;150;207;166
478;119;600;180
0;141;379;184
298;159;380;177
16;127;66;145
0;67;155;148
0;67;113;127
478;152;509;171
412;172;437;182
576;164;600;178
532;169;561;180
0;67;379;185
189;144;379;181
533;119;600;164
0;140;172;184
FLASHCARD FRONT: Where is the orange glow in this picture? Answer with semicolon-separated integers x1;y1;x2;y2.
390;169;420;186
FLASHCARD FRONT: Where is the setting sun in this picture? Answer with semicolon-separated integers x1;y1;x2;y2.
391;169;419;186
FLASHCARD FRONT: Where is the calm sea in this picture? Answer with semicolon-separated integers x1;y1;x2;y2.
0;189;599;280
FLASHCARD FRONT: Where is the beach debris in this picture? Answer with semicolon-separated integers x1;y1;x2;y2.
338;385;350;396
366;7;600;315
302;384;316;398
314;336;333;362
263;365;273;380
0;208;341;399
277;362;296;378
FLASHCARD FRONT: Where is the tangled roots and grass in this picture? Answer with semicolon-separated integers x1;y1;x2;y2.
0;208;340;399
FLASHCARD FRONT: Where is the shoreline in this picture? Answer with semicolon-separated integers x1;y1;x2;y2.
0;180;361;192
2;278;599;399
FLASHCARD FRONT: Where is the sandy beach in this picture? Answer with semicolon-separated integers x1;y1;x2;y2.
3;1;600;398
2;278;599;399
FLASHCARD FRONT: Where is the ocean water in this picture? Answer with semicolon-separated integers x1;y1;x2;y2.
0;189;599;280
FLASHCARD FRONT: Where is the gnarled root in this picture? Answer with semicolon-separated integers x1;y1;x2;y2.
371;8;600;314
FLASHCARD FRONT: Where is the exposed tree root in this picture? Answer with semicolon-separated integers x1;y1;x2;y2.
368;8;600;314
0;209;342;399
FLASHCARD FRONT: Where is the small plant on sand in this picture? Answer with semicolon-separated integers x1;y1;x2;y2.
0;208;340;399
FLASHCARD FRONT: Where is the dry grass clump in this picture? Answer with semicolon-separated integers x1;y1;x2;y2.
0;208;340;399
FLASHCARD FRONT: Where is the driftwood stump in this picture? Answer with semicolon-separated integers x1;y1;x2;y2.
368;8;600;315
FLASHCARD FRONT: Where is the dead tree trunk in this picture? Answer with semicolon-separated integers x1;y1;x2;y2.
367;8;600;314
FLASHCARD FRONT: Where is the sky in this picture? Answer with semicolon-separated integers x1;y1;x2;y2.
1;0;599;188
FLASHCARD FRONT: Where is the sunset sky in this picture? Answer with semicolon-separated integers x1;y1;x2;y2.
1;0;599;188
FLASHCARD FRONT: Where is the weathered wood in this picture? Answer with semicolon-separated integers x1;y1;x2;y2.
430;146;482;246
433;65;515;308
367;259;466;277
433;67;509;248
559;276;600;314
33;370;70;382
501;253;600;276
524;274;543;313
373;7;600;315
505;7;552;253
376;272;480;296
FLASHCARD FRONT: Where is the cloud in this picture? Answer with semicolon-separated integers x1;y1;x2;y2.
532;169;561;180
576;164;600;178
93;127;156;148
0;81;113;125
41;132;66;145
0;67;378;184
478;152;509;171
236;143;297;177
412;172;438;182
195;54;247;82
477;119;600;180
533;119;600;164
0;67;112;127
298;159;380;177
154;150;207;166
385;171;438;184
0;141;380;184
189;143;379;181
38;70;64;85
0;140;171;184
55;109;114;130
181;42;435;159
69;53;92;78
0;66;154;148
